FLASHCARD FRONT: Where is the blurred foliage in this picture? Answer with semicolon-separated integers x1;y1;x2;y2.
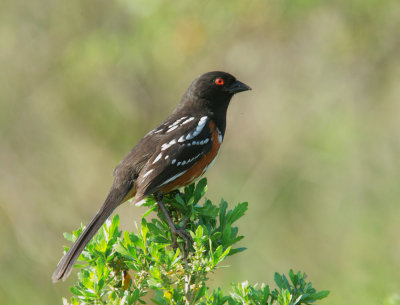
61;179;328;305
1;0;400;304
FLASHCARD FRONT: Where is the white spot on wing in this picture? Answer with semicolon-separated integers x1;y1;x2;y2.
190;137;210;146
159;170;188;187
172;153;203;167
198;116;208;125
161;139;177;151
186;116;208;140
166;117;188;133
182;117;195;125
166;125;178;133
152;153;162;164
217;128;223;143
169;117;186;128
143;169;154;178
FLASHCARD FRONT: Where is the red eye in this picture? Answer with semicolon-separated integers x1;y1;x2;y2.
215;78;224;86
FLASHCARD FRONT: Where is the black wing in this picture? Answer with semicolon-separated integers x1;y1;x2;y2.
134;115;217;196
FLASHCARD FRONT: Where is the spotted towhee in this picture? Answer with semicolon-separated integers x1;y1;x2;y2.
52;71;251;282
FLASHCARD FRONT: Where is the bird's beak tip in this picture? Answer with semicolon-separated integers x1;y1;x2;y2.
229;80;252;94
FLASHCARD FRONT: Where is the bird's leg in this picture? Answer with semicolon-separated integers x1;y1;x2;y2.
155;193;192;253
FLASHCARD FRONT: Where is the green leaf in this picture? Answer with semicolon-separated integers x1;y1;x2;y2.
288;269;298;286
197;200;219;218
228;247;247;256
195;225;204;241
194;178;207;202
174;194;186;206
97;238;107;252
219;200;228;226
310;290;330;300
218;246;231;263
184;183;195;202
113;243;136;261
222;224;231;243
69;286;84;296
226;202;248;225
151;236;171;244
63;232;74;242
143;205;157;218
274;273;287;289
95;257;104;279
109;214;120;237
147;222;164;235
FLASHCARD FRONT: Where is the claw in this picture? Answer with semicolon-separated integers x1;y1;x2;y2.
171;227;193;253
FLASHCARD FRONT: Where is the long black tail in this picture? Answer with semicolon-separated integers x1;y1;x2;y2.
52;188;128;282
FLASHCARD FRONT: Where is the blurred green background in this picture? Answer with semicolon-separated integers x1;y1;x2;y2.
1;0;400;304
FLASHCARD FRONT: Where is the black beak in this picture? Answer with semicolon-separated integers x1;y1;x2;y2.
228;80;251;94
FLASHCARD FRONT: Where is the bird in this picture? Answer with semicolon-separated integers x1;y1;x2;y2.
52;71;251;282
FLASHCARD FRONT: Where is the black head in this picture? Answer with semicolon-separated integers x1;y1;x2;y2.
190;71;251;100
171;71;251;134
179;71;251;115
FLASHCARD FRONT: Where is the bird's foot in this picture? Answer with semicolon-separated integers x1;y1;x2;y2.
170;218;192;254
155;193;192;256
